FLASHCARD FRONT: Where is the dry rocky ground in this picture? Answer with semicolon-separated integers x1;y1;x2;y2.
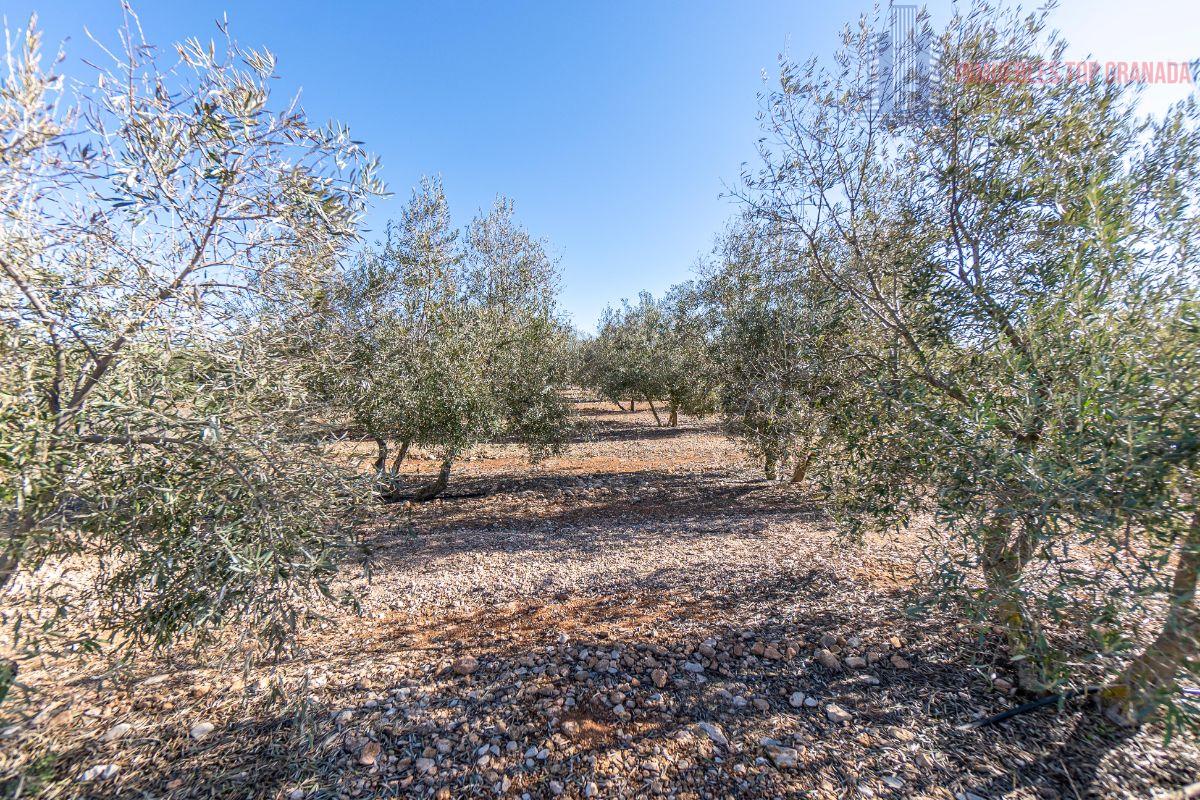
2;396;1198;799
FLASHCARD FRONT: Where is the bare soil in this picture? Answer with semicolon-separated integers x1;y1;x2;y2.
1;396;1197;799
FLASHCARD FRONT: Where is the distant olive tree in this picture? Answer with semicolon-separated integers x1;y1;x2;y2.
582;289;715;426
583;294;665;419
0;12;383;685
701;217;859;482
747;0;1199;725
306;193;572;501
419;196;574;498
300;177;461;482
657;283;718;426
576;313;634;413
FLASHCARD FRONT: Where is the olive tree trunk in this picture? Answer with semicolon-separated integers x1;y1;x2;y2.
980;511;1042;692
389;439;411;473
764;451;779;481
372;437;389;475
1102;507;1200;725
646;397;662;426
668;402;678;427
791;452;813;485
412;457;454;502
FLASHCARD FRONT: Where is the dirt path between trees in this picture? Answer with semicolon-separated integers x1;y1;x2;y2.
2;397;1197;799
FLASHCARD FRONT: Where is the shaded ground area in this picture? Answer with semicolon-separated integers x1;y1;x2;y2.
1;396;1196;799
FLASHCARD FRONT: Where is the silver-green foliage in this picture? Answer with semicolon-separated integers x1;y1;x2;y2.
0;13;383;664
701;216;861;481
581;287;716;426
745;1;1199;724
304;183;573;499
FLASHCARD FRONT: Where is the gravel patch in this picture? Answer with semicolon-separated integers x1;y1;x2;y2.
1;398;1196;799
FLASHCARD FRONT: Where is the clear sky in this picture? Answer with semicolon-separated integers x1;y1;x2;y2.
5;1;1197;330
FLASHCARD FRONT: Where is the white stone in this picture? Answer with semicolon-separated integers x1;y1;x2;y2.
79;764;119;782
695;721;728;748
825;703;852;724
100;722;132;742
766;745;799;768
190;721;215;740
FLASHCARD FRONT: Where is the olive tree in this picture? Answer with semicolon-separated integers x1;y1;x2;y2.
746;0;1199;723
702;217;857;482
0;12;382;681
306;194;572;501
450;198;574;478
582;289;715;426
657;283;717;426
575;312;636;413
583;294;665;419
301;177;461;480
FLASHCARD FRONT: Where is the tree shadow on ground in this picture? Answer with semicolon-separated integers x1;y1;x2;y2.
580;425;692;443
361;469;820;565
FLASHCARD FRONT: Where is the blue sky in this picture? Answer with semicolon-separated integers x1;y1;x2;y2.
6;1;1197;329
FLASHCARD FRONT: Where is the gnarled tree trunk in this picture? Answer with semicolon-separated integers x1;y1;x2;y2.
791;452;813;485
980;511;1042;692
668;402;678;427
1102;507;1200;725
412;457;454;502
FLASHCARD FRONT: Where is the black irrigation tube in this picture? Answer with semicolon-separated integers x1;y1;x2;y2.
958;686;1200;730
957;687;1103;730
